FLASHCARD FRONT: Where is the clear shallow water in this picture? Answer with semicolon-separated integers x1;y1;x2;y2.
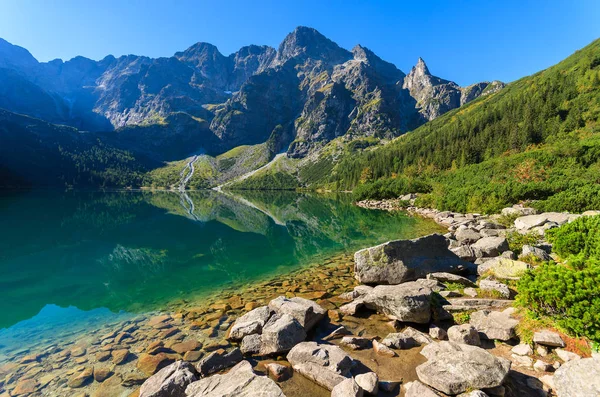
0;189;441;354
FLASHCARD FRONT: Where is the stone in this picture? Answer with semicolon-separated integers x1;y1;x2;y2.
268;296;326;331
533;330;565;347
287;342;353;390
501;205;537;217
356;281;433;323
416;342;511;395
71;346;87;357
170;340;200;354
196;348;243;377
354;234;475;285
429;325;447;340
478;278;511;299
477;258;530;279
520;245;552;261
355;372;378;395
511;354;533;367
373;340;396;357
112;349;130;365
447;324;481;346
533;360;554;372
259;313;307;355
471;237;509;258
68;367;93;388
265;362;291;382
139;361;197;397
227;306;272;341
382;327;433;349
500;250;516;259
331;378;363;397
455;228;482;244
92;374;128;397
555;348;581;362
554;357;600;397
12;379;38;395
469;310;518;341
404;380;440;397
94;367;113;382
514;213;578;232
537;345;549;356
122;372;147;387
185;361;285;397
96;351;111;362
340;336;373;350
137;353;175;377
511;344;533;356
323;325;352;340
427;272;476;287
240;334;262;355
183;351;203;362
463;287;478;297
451;245;476;261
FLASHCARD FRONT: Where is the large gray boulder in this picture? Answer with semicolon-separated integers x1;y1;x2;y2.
140;361;197;397
268;296;326;331
477;257;530;279
427;272;476;288
478;278;511;299
471;237;509;258
520;245;552;262
404;380;441;397
196;348;243;377
514;212;579;232
354;234;475;285
286;342;353;390
228;306;272;341
455;228;482;244
260;313;307;355
185;360;285;397
361;282;433;324
416;342;511;395
554;357;600;397
355;372;378;395
469;310;518;341
447;324;480;346
331;378;363;397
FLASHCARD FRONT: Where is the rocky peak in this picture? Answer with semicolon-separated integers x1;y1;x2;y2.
0;38;39;74
414;57;430;76
350;44;404;82
175;42;230;87
272;26;351;67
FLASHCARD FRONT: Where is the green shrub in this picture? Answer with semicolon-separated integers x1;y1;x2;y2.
506;231;542;254
353;177;431;201
546;215;600;261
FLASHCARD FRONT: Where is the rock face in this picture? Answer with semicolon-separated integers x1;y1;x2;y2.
354;234;475;285
416;342;511;395
139;361;197;397
185;360;285;397
286;342;353;390
554;357;600;397
469;310;518;341
355;281;433;323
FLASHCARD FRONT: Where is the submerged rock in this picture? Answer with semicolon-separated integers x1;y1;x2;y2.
140;361;197;397
382;327;433;349
354;234;475;285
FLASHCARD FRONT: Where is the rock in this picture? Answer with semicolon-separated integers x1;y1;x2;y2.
122;372;147;387
555;348;581;362
137;353;175;377
533;360;554;372
268;296;326;331
340;336;373;350
416;342;511;395
537;345;550;356
94;367;113;382
583;210;600;216
354;234;475;285
501;205;537;217
355;372;378;395
265;362;291;382
471;237;509;258
287;342;353;390
112;349;130;365
332;378;363;397
373;339;396;357
240;334;262;355
511;344;533;356
515;213;578;232
463;287;478;297
455;228;482;244
259;313;307;355
382;327;433;349
469;310;518;341
71;346;87;357
404;380;441;397
554;357;600;397
444;297;513;312
429;325;447;340
323;325;352;341
96;351;112;362
183;350;203;362
68;367;93;388
358;281;433;323
196;348;243;377
139;361;197;397
447;324;480;346
227;306;272;341
477;258;530;279
511;353;533;367
533;330;565;347
170;340;200;354
185;361;285;397
427;272;476;287
520;245;552;261
451;245;476;261
478;278;511;298
12;379;38;395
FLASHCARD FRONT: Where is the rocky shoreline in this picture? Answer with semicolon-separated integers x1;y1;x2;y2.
2;203;599;397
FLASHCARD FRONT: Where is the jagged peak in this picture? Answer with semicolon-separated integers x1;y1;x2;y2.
176;42;224;59
412;57;430;76
273;26;351;66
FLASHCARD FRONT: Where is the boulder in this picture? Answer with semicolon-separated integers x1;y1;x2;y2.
427;272;476;287
287;342;353;390
520;245;552;262
469;310;518;341
331;378;363;397
429;325;447;340
451;245;476;261
556;348;581;362
455;228;482;244
360;281;433;323
471;237;509;258
139;361;197;397
268;296;326;331
533;330;565;347
514;213;579;232
404;380;441;397
501;205;537;217
382;327;433;349
355;372;378;395
340;336;373;350
447;324;480;346
228;306;272;341
196;348;243;377
458;391;489;397
478;278;511;299
416;342;511;395
554;357;600;397
373;340;396;357
185;360;285;397
354;234;475;285
68;367;93;388
511;344;533;356
477;257;530;279
265;362;291;382
260;313;307;355
240;334;262;355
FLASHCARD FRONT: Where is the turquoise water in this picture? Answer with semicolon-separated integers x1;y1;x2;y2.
0;190;440;353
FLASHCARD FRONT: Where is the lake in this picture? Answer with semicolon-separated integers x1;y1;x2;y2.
0;189;441;359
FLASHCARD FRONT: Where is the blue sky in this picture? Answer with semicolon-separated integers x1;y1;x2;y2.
0;0;598;86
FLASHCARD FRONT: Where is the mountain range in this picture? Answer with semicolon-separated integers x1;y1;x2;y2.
0;27;504;187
